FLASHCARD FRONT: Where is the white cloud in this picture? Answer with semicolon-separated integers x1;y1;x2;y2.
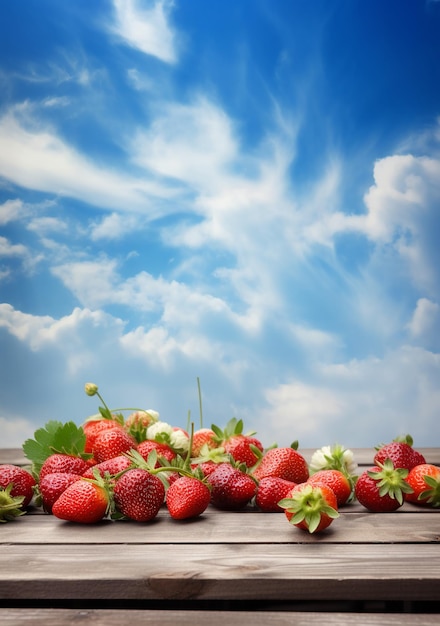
0;236;28;259
26;216;69;235
408;298;440;350
132;96;239;189
260;345;440;448
0;416;37;448
0;199;24;225
0;104;179;214
111;0;178;64
90;212;141;240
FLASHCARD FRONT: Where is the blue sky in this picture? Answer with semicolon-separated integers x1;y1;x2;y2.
1;0;440;450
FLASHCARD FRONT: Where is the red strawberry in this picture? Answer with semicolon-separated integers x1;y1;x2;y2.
113;468;165;522
52;478;110;523
93;428;137;463
355;460;413;512
39;472;83;513
374;435;426;471
39;454;90;482
0;464;36;508
405;463;440;507
207;462;257;510
279;482;339;533
191;428;218;457
252;446;309;483
224;435;264;468
255;476;297;512
82;455;133;479
308;469;352;506
166;476;211;520
211;418;263;468
137;440;176;466
83;419;123;454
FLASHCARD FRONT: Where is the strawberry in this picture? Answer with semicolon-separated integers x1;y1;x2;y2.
252;446;309;483
83;419;123;454
166;475;211;520
92;428;137;463
39;472;83;513
374;435;426;471
191;428;218;457
279;482;339;533
0;483;28;522
113;468;165;522
255;476;297;512
211;418;263;468
355;460;413;512
39;454;90;482
207;462;257;510
81;455;133;479
224;435;264;468
307;469;353;506
0;464;36;508
137;440;177;466
124;410;157;443
52;477;110;523
405;463;440;507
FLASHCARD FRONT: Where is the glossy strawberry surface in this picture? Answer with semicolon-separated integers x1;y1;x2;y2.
0;464;36;508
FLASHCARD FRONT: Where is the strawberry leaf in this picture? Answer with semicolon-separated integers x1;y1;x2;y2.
22;420;91;476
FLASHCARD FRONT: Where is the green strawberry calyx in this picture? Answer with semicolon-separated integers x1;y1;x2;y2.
0;484;26;523
419;475;440;507
368;459;414;505
278;484;339;534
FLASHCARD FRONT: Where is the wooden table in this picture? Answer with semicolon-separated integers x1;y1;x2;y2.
1;447;439;625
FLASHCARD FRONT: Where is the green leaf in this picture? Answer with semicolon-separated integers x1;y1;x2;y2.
22;420;90;477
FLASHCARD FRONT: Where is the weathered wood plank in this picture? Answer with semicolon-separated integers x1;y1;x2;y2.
1;543;439;601
2;447;440;468
1;508;438;545
3;608;440;626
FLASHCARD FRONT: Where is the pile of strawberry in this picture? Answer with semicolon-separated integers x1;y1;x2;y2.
1;383;439;532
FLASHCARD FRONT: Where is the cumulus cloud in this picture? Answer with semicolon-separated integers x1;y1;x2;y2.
90;212;142;240
260;345;440;448
111;0;178;63
0;199;24;225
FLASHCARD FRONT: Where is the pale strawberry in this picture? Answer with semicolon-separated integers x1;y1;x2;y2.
191;428;218;457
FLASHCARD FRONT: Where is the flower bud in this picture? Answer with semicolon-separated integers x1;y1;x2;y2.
84;382;98;397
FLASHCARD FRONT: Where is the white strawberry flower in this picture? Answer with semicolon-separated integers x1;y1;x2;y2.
309;444;358;477
169;428;190;453
146;420;174;440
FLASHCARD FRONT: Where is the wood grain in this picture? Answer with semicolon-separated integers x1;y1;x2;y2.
1;508;439;544
3;609;440;626
1;543;439;601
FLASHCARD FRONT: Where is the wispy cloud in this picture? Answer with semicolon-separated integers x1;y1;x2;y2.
0;104;180;213
111;0;178;63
